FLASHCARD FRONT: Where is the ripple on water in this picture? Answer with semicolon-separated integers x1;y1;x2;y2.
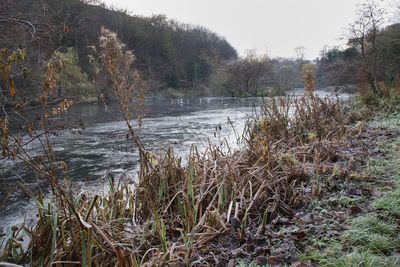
5;95;346;231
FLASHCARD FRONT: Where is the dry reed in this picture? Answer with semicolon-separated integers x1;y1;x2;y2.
0;29;372;266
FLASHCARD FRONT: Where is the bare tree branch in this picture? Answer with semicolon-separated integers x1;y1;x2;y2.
0;16;36;40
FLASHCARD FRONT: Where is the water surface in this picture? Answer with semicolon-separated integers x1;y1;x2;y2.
0;92;345;231
0;96;263;230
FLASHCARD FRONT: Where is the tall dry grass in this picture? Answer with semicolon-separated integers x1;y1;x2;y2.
0;29;373;266
1;95;359;266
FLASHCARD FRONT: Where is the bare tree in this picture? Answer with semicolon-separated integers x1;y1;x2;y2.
239;50;273;96
294;46;306;65
393;0;400;22
273;64;297;92
349;0;387;94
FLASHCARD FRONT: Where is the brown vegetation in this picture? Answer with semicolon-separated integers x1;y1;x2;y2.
2;0;400;264
0;55;383;265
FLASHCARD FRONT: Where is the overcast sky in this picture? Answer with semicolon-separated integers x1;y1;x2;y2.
103;0;384;59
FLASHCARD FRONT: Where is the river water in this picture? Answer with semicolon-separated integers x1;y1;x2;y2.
0;96;265;231
0;92;342;232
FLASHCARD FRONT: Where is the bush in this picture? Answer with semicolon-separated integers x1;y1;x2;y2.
52;48;98;98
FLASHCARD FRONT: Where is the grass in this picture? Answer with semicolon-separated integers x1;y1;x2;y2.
299;240;343;266
327;251;398;267
327;195;357;208
349;214;397;236
373;189;400;216
300;222;400;267
300;114;400;266
0;93;360;265
302;247;400;267
2;87;400;265
370;127;400;217
2;34;400;265
343;215;398;254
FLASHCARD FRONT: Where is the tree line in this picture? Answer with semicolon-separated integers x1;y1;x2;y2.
210;0;400;97
207;51;305;97
0;0;237;102
317;1;400;95
1;0;400;102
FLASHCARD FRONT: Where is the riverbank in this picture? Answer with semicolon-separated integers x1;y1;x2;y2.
1;94;400;266
298;113;400;267
1;87;295;109
0;96;263;234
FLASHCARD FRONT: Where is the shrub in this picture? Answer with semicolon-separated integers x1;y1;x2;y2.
52;47;97;98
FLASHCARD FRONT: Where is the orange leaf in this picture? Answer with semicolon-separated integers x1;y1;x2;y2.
59;161;68;172
27;124;33;138
9;79;16;97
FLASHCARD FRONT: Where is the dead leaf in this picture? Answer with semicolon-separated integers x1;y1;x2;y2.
27;124;33;138
349;205;363;215
229;217;241;229
9;78;16;97
59;161;68;172
335;211;347;223
278;217;290;225
291;230;307;240
267;256;282;266
256;256;268;265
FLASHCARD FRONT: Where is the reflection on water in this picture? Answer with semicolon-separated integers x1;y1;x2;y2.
0;97;264;230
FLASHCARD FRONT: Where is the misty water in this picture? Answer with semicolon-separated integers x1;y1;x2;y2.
0;92;342;232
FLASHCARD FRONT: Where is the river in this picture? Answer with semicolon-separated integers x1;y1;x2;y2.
0;96;265;231
0;92;342;232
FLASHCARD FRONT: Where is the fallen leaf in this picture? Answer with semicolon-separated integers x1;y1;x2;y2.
257;256;268;265
9;78;16;97
267;256;281;266
229;217;241;229
291;230;307;240
349;205;363;215
335;211;347;223
278;217;290;225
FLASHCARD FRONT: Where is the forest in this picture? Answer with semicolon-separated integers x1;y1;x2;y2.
1;0;238;101
2;0;399;103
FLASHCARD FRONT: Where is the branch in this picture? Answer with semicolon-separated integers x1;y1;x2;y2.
0;16;36;40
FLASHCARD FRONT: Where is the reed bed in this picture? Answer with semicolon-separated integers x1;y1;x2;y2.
1;93;372;266
1;29;377;266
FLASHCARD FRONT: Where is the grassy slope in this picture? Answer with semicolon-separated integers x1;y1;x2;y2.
299;113;400;267
237;112;400;267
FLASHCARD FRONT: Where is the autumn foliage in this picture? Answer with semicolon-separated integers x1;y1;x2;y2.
302;64;316;95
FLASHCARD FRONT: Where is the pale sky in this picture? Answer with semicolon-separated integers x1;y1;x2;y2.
103;0;383;59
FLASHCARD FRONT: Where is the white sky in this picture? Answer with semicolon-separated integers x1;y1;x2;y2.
103;0;389;59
